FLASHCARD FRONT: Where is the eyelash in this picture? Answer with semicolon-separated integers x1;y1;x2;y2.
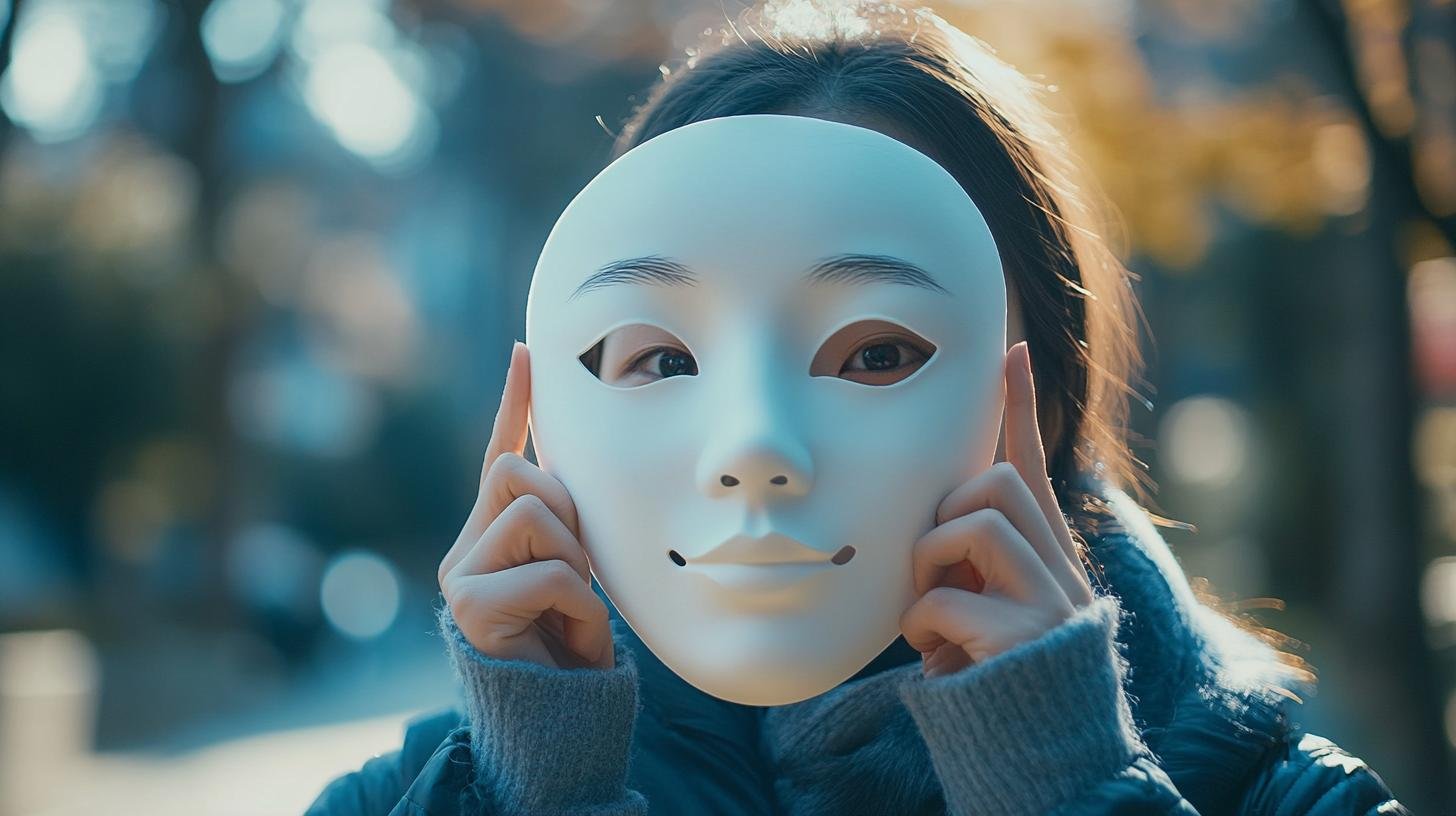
623;342;690;378
840;334;933;374
621;335;932;380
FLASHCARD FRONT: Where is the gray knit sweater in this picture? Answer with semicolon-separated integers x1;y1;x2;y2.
433;482;1307;815
439;593;1139;816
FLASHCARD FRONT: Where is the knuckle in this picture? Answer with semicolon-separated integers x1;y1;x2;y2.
914;526;952;566
496;450;528;473
969;507;1013;539
542;558;580;587
449;591;485;631
911;525;937;556
990;460;1020;484
451;589;512;655
517;491;550;514
991;511;1019;542
922;585;960;612
902;592;934;624
485;450;528;488
469;626;505;655
482;452;508;486
502;491;550;523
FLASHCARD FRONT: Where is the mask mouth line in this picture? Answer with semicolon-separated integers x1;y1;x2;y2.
667;545;856;567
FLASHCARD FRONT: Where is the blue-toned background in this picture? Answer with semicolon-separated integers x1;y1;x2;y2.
0;0;1453;812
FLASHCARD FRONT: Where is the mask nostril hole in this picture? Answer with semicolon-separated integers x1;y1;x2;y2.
668;549;686;567
769;475;787;485
720;475;740;487
831;545;856;565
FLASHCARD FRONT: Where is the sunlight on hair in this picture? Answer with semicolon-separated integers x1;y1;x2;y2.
759;0;875;41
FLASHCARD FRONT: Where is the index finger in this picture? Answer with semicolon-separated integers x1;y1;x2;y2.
483;340;531;484
441;341;531;579
1004;341;1093;602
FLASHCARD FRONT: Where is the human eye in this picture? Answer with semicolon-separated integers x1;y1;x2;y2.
839;334;933;384
809;318;938;386
622;345;698;383
579;323;698;388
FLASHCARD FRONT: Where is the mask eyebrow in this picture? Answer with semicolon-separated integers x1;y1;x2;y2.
568;252;949;300
569;255;696;301
804;253;950;295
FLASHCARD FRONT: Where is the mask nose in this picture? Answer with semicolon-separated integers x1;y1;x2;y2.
696;402;813;503
704;443;813;501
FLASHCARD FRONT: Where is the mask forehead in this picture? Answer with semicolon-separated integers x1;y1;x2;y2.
528;113;1003;355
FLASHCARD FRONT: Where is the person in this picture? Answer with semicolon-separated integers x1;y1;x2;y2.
307;1;1409;813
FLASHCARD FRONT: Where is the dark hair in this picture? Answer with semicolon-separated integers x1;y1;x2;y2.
604;0;1315;689
609;1;1149;518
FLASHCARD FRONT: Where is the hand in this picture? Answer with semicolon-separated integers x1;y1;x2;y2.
437;341;615;671
899;341;1097;678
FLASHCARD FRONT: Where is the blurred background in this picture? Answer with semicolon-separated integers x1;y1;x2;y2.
0;0;1452;812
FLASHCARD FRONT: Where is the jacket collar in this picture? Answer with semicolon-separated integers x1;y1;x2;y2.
612;475;1308;813
753;473;1310;813
804;474;1309;738
1064;475;1309;812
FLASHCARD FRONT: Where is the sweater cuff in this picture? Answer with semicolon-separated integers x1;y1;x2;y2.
435;600;648;815
896;594;1144;816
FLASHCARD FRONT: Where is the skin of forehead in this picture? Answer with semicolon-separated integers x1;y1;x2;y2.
528;113;1002;310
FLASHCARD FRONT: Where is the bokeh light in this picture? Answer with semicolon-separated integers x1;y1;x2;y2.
201;0;288;83
301;42;437;168
230;349;382;458
1423;556;1456;628
0;3;101;141
1157;395;1253;489
285;0;439;169
227;524;323;619
319;550;401;640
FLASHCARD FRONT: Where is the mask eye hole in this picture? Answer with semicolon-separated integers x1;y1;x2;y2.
810;319;937;386
579;323;697;388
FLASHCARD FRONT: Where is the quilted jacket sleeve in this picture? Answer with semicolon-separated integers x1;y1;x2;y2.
304;708;472;816
1039;730;1411;816
897;591;1410;816
305;749;412;816
1235;732;1410;815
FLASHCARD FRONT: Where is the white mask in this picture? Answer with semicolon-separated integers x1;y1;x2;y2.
525;113;1006;705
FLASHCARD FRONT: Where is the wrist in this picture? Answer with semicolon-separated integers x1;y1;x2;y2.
897;594;1145;815
436;600;646;813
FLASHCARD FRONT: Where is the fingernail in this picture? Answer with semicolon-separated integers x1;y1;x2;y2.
499;343;519;400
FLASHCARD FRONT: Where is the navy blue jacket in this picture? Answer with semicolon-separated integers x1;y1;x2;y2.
308;481;1410;815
